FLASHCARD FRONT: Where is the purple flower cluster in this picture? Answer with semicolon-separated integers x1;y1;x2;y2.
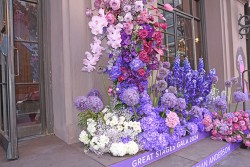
161;92;177;109
88;96;104;112
233;91;248;103
120;88;140;106
74;96;89;112
214;98;228;112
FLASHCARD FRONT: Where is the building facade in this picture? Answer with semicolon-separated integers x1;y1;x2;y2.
0;0;249;160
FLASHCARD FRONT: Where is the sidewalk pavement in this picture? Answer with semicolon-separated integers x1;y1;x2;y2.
0;135;250;167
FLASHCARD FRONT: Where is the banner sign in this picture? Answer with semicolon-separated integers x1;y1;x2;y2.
109;132;210;167
192;142;240;167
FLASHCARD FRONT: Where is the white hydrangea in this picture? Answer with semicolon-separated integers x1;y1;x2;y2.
117;125;124;131
119;116;126;124
110;116;119;126
87;122;97;136
126;141;139;155
100;135;110;145
79;130;90;145
132;122;142;133
104;113;112;121
110;142;127;156
87;118;97;126
102;107;109;114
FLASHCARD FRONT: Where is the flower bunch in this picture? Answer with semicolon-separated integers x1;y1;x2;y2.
79;106;142;156
203;111;250;147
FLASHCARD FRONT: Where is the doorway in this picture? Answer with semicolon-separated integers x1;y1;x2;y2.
0;0;47;160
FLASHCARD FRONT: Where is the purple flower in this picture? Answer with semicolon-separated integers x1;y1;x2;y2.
174;125;186;137
186;122;198;135
109;66;122;81
87;96;103;112
74;96;89;112
158;68;169;78
168;86;177;94
214;98;228;111
141;104;154;116
225;80;232;88
162;61;171;69
175;98;186;110
121;136;131;144
120;88;139;106
156;80;168;92
233;91;248;103
129;58;145;71
140;116;159;131
87;89;102;98
212;76;219;84
190;106;202;118
231;77;238;85
161;92;177;108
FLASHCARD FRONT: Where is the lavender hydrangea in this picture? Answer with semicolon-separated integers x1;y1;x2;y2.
174;125;186;137
214;98;228;111
74;96;89;112
140;116;159;131
120;88;140;106
175;98;186;110
190;106;202;118
88;96;104;112
233;91;248;103
186;122;198;135
161;92;177;109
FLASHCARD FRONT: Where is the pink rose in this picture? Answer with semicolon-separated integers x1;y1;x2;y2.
138;29;149;39
135;1;144;12
233;123;240;130
234;111;240;117
238;116;243;121
139;50;150;63
137;68;146;77
160;23;168;30
164;4;174;11
244;140;250;147
236;134;243;141
109;0;120;11
239;120;246;126
233;117;238;123
143;41;153;54
225;137;232;142
212;112;218;117
106;12;116;24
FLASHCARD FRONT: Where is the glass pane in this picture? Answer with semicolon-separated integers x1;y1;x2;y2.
177;16;192;38
14;42;39;84
14;0;38;42
174;0;191;14
193;0;200;18
165;11;174;34
16;84;40;126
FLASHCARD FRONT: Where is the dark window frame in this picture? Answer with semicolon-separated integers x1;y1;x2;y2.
158;0;207;69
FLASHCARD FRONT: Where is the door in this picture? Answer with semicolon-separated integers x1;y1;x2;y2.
0;0;18;160
13;0;42;138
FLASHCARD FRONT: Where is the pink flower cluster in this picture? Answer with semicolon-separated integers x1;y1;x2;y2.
203;111;250;147
166;111;180;128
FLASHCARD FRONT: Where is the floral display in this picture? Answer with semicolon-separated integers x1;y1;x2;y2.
203;78;250;148
76;0;250;158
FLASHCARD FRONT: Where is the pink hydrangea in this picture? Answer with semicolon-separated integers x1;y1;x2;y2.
165;111;180;128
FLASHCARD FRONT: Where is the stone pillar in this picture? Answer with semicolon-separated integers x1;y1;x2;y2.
205;0;248;90
49;0;105;144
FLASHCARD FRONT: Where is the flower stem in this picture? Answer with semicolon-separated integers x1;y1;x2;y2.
234;102;239;112
153;70;159;106
132;106;138;120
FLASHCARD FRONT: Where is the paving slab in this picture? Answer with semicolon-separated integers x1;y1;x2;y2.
214;147;250;167
174;138;228;162
146;154;197;167
0;135;104;167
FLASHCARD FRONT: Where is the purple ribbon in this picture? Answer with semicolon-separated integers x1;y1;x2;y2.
109;132;210;167
192;142;240;167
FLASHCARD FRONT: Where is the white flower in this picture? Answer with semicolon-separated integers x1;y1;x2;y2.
104;113;112;121
100;135;110;144
126;141;139;155
132;122;141;132
110;142;127;156
93;145;99;150
135;1;144;12
123;121;129;130
102;107;109;114
79;130;90;144
88;9;108;35
119;116;126;124
87;119;97;126
109;0;121;11
117;125;124;131
97;142;105;149
87;124;96;135
110;116;118;126
124;12;133;22
107;24;123;49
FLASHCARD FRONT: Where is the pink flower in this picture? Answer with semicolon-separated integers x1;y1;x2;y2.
227;130;233;135
123;5;131;12
138;68;146;77
139;50;150;63
135;1;144;12
86;8;93;17
211;130;218;136
138;29;149;39
242;125;247;131
109;0;120;11
236;134;242;141
225;137;232;142
202;115;212;126
124;12;133;22
233;123;240;130
239;120;246;126
106;12;116;24
163;4;174;11
234;111;240;117
212;112;218;117
166;111;180;128
233;117;238;123
244;140;250;147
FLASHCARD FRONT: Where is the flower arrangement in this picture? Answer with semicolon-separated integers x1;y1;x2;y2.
76;0;221;157
203;78;250;148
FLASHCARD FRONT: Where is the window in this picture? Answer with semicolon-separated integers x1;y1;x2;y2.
158;0;204;68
